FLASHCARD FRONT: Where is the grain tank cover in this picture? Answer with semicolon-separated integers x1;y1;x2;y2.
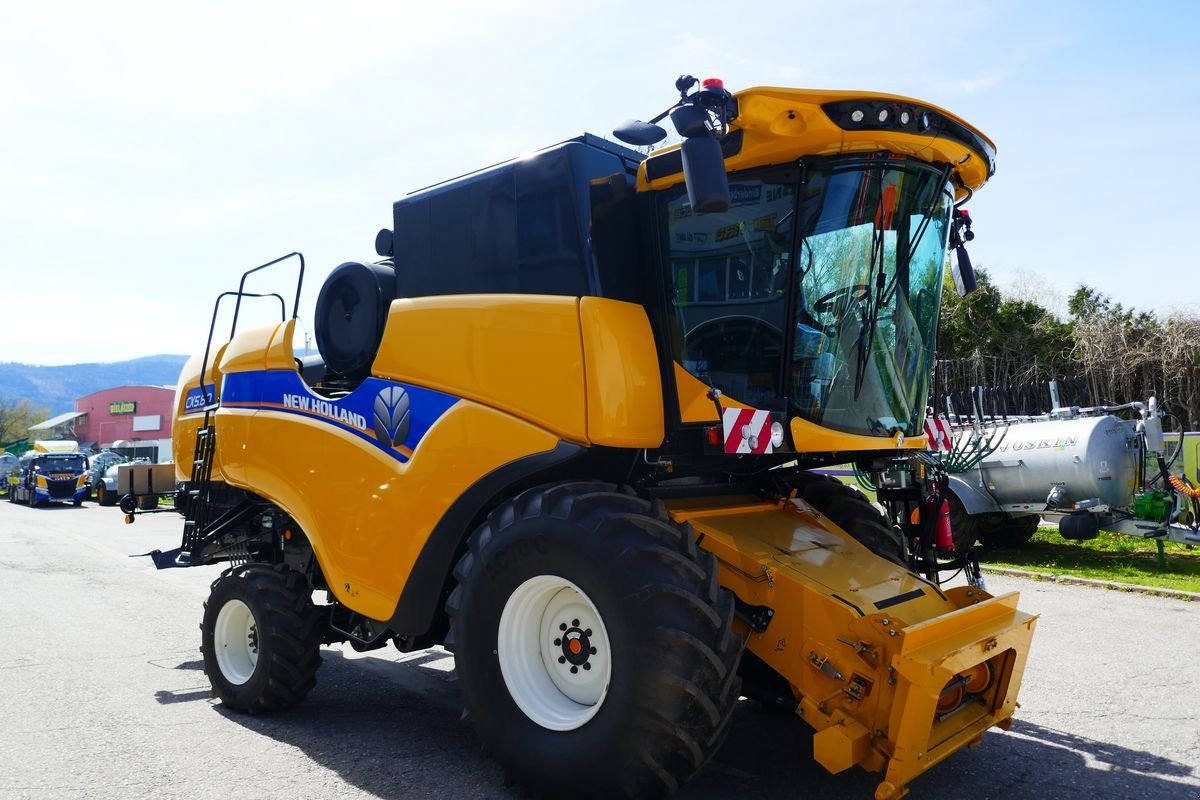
979;415;1138;508
390;135;643;300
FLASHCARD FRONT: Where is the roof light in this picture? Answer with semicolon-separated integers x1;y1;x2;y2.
820;99;996;177
701;77;724;90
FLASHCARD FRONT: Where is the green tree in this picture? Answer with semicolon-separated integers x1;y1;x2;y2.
0;396;50;446
938;267;1074;391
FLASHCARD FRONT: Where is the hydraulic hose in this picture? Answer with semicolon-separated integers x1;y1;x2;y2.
1168;474;1200;499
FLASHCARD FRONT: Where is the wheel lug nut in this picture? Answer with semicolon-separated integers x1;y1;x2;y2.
559;623;567;631
572;619;580;627
583;663;591;671
554;638;561;646
584;628;592;637
590;647;597;655
558;656;566;664
570;666;579;674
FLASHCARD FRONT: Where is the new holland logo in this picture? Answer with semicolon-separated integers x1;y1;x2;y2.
373;386;411;448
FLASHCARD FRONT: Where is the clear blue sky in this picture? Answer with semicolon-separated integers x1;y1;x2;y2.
3;1;1196;365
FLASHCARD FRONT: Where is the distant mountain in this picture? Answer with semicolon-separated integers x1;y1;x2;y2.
0;355;189;415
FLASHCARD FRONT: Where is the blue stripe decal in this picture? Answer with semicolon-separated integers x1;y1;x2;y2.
219;371;459;464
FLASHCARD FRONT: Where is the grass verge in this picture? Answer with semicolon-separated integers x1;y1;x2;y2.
980;528;1200;594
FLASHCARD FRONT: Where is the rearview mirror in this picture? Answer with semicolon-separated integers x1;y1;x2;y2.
679;137;730;214
951;246;977;296
670;105;730;214
613;119;667;146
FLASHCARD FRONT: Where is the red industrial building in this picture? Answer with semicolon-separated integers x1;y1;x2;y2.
74;385;175;459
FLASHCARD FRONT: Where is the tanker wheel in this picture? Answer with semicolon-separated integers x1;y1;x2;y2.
945;492;1009;552
446;482;743;800
201;563;322;713
978;514;1041;548
787;473;907;566
97;485;117;506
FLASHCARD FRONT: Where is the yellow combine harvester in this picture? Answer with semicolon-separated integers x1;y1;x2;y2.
139;75;1036;799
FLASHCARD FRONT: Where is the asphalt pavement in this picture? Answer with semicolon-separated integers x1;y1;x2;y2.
0;498;1197;799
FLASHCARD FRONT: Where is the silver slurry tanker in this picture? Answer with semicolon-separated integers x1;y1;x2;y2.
981;415;1138;508
946;397;1200;547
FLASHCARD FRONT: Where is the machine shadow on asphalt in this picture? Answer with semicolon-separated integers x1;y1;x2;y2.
151;647;1198;800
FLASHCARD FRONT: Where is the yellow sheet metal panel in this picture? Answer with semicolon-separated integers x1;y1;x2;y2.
372;295;589;445
791;415;928;453
218;397;561;621
814;720;871;775
171;344;226;479
674;362;753;424
263;319;297;370
676;365;927;451
220;322;286;374
666;496;1034;799
638;86;993;200
579;297;664;448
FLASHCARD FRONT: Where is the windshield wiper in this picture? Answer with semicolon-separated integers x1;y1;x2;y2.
852;163;952;401
852;167;888;399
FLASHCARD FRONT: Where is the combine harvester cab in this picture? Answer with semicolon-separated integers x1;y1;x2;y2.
141;75;1037;800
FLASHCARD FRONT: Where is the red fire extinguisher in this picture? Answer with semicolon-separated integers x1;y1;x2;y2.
935;497;955;551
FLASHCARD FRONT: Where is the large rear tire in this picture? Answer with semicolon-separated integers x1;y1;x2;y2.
446;482;742;800
97;484;117;507
788;473;908;565
201;564;322;712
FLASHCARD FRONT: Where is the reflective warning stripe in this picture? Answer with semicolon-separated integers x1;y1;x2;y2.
722;408;773;454
923;416;953;451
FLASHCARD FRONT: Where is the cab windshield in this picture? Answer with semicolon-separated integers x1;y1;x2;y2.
37;455;86;473
663;156;953;437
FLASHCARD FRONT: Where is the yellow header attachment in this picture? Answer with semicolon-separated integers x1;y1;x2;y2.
638;86;995;201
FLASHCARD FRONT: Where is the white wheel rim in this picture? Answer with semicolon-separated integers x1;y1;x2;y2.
214;598;259;685
497;575;612;731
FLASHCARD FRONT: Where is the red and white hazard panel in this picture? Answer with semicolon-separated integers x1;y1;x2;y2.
923;415;953;452
722;408;783;454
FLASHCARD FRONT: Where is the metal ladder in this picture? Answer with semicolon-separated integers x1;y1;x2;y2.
167;252;305;565
181;407;217;554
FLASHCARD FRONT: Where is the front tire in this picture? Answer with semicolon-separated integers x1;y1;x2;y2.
788;473;908;565
447;482;742;799
200;564;322;712
97;485;117;506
